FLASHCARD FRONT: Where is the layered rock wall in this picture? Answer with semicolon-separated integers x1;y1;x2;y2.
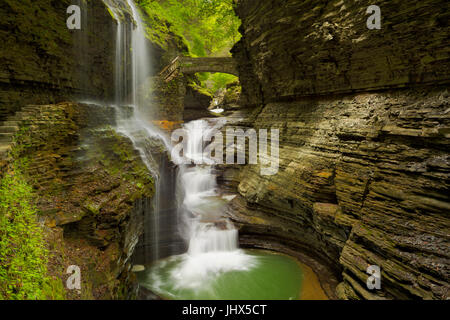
0;0;116;121
233;0;449;105
231;0;450;299
7;102;155;299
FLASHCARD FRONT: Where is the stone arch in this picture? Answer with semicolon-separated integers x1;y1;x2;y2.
160;56;238;82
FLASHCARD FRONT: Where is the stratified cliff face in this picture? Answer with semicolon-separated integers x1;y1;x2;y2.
0;0;115;121
6;102;155;299
230;0;449;299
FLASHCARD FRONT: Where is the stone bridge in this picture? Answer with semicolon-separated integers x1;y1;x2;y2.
159;56;238;82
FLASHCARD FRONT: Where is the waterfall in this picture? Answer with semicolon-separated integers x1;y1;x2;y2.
127;0;150;108
107;0;150;108
178;120;230;238
167;119;256;290
102;1;254;280
179;120;238;253
114;20;123;106
103;0;178;263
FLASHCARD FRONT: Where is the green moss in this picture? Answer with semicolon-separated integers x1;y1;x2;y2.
0;115;69;300
83;201;100;216
106;7;117;20
196;72;239;95
0;103;156;300
137;0;240;57
188;82;213;98
136;1;189;51
86;128;154;198
0;164;65;299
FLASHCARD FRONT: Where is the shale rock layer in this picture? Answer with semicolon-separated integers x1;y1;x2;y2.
0;0;115;121
230;0;450;299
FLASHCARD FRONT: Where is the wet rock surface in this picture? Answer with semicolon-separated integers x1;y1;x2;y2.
151;75;213;122
233;0;449;106
0;1;117;121
4;102;155;299
229;0;450;299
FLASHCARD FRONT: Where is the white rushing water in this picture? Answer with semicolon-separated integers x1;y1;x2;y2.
127;0;150;108
104;0;255;284
104;0;171;262
169;119;257;290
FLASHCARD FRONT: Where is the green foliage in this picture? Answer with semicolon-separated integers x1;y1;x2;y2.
137;0;242;94
138;0;241;57
137;1;177;50
0;136;65;300
196;72;238;95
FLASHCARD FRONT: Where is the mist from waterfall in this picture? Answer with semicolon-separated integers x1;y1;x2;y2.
104;0;172;262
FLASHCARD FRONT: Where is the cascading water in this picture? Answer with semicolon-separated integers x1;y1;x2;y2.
104;0;252;271
103;0;177;263
137;119;318;300
147;119;258;292
128;0;150;108
178;120;236;242
76;1;323;300
107;0;150;108
102;0;256;287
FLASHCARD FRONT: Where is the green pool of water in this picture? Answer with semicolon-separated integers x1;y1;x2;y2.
136;250;307;300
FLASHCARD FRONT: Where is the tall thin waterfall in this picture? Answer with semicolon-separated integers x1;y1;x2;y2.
114;20;123;106
108;0;150;107
103;0;176;263
127;0;150;107
166;119;256;290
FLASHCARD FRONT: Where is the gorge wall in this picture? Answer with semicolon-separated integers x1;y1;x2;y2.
2;102;155;299
0;0;174;299
230;0;449;299
0;0;118;121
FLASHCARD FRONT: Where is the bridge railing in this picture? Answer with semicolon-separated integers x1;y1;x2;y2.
159;56;182;82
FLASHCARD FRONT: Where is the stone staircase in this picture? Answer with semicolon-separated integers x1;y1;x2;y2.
0;105;42;170
0;121;18;169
